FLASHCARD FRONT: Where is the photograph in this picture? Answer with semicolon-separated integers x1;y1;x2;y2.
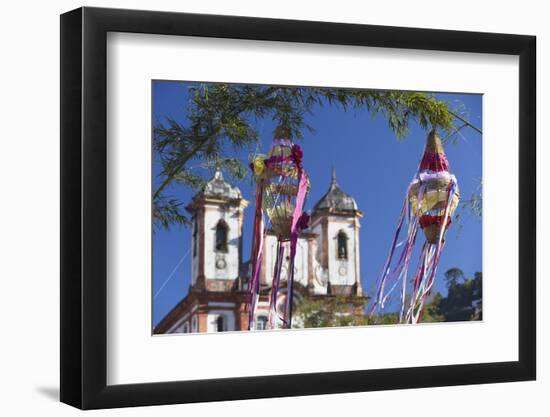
0;0;541;414
152;81;483;334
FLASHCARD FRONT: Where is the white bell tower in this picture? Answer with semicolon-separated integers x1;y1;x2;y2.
186;169;248;292
310;168;363;296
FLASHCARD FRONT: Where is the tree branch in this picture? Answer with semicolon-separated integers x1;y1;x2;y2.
153;133;213;200
449;110;482;135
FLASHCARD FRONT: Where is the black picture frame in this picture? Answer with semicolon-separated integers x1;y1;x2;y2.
60;6;536;410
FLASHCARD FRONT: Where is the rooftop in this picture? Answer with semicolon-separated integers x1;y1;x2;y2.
200;169;242;200
312;168;359;213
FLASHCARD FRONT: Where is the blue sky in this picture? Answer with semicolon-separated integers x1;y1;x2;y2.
152;81;482;326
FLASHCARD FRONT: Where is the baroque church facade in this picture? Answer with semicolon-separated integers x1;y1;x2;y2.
154;168;365;334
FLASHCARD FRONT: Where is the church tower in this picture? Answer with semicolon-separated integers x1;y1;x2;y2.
154;169;251;334
310;168;363;296
154;167;366;335
186;169;248;292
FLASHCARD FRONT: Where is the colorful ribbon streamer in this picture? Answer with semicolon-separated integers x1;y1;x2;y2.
248;132;309;330
371;130;460;324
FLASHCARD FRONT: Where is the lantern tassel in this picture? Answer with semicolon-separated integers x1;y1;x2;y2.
268;241;284;329
248;180;265;330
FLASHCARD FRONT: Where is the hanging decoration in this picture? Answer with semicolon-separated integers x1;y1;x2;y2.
247;126;310;330
370;129;460;323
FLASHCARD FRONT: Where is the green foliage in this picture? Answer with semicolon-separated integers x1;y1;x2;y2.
152;195;188;231
422;269;482;322
368;312;400;325
293;295;369;328
301;88;455;138
453;179;482;239
444;267;466;287
291;268;482;327
461;179;483;218
420;293;445;323
153;82;461;230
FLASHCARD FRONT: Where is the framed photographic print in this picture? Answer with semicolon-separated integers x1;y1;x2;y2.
60;6;536;410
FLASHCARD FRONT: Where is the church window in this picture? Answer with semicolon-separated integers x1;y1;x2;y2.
182;322;189;333
216;315;225;332
337;230;348;260
256;316;268;330
215;220;229;252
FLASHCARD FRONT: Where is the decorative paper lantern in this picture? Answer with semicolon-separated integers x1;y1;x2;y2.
371;129;460;324
408;130;460;243
247;126;310;330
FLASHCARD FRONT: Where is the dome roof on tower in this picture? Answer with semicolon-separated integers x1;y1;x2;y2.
201;169;242;200
312;168;358;213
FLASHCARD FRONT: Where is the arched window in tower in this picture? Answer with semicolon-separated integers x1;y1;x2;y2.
337;230;348;260
216;315;225;332
192;219;198;257
256;316;268;330
215;220;228;252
